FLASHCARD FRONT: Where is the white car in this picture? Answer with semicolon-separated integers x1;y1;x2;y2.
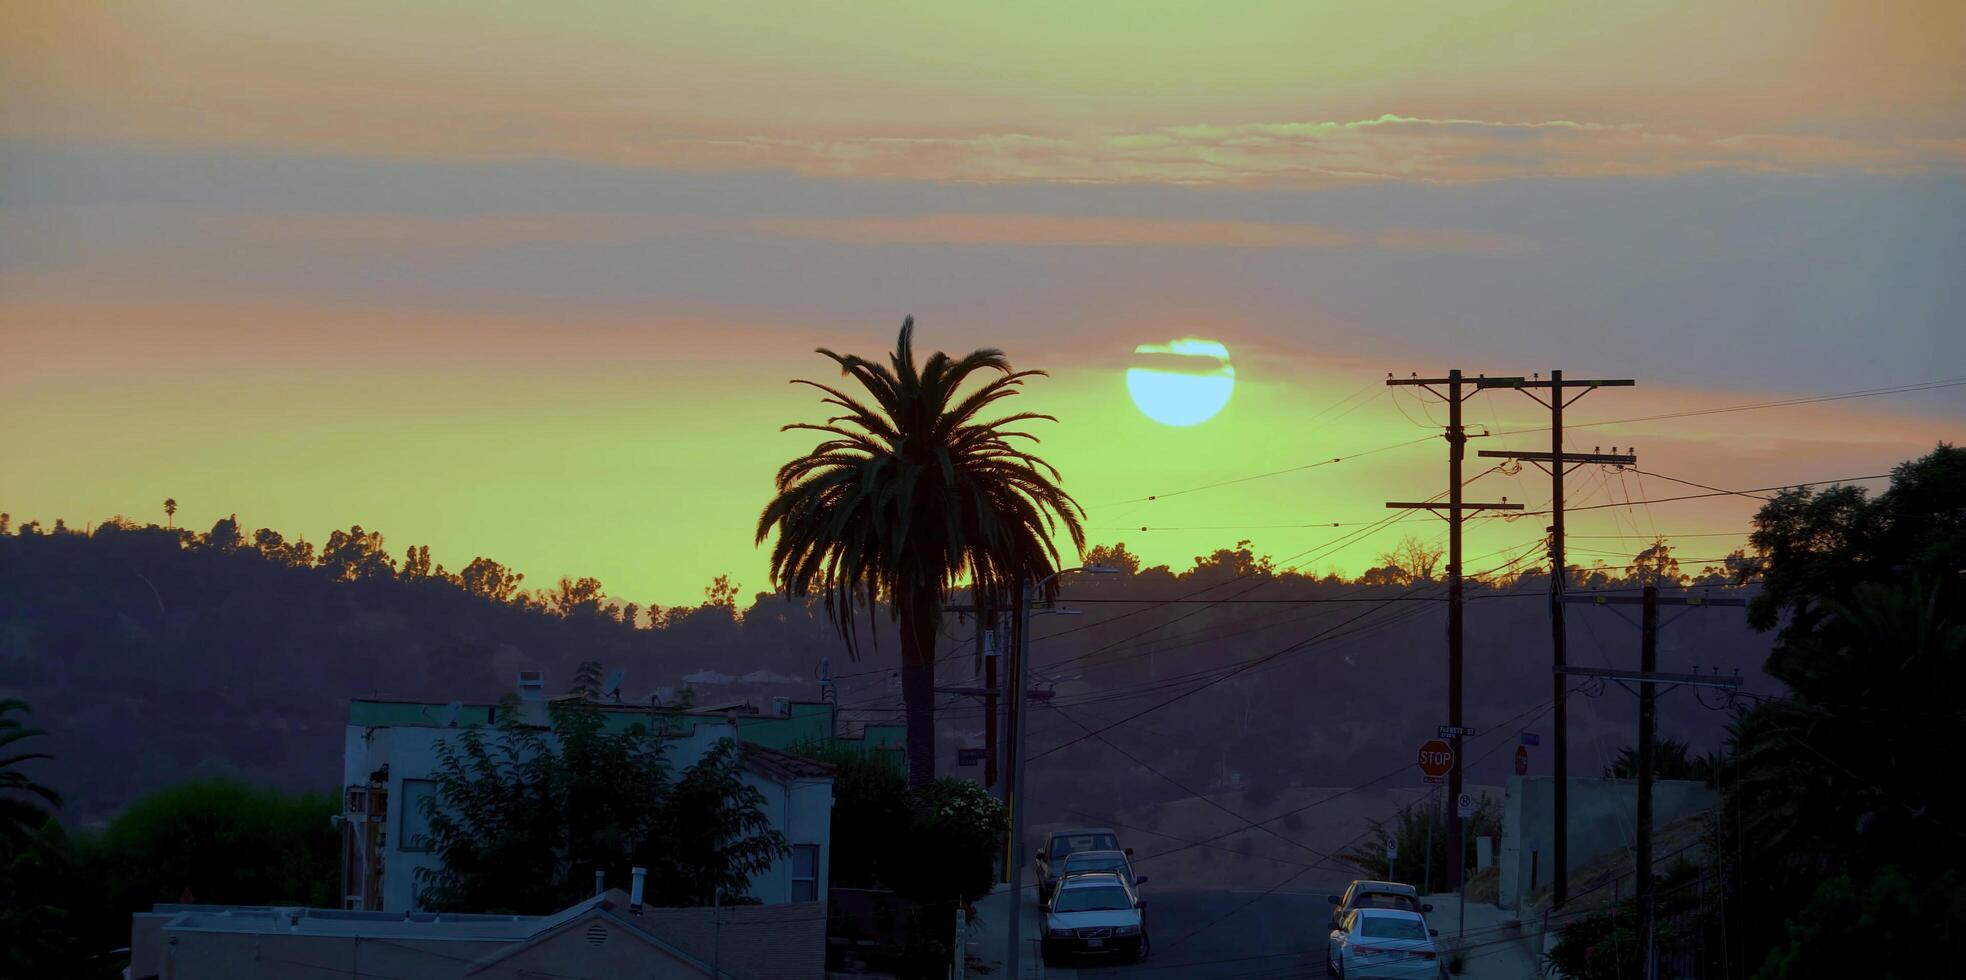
1327;908;1443;979
1040;870;1149;965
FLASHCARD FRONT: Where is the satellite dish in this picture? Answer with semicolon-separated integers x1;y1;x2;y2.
602;669;624;700
441;700;462;726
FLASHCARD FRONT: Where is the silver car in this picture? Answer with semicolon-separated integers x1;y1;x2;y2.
1040;870;1149;965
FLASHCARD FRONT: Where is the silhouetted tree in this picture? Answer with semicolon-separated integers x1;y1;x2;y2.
415;704;783;913
399;544;434;580
459;556;525;604
1717;444;1966;972
1084;541;1143;576
1600;736;1718;781
704;574;742;612
758;318;1085;789
0;699;61;859
204;514;244;552
546;576;607;618
317;525;395;581
1376;535;1443;583
1632;536;1684;586
162;498;176;529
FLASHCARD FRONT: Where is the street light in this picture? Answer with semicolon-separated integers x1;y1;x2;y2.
1005;564;1116;976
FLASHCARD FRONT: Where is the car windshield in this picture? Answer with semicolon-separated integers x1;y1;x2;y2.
1050;834;1119;858
1064;855;1127;873
1359;893;1418;911
1359;916;1428;940
1053;885;1133;913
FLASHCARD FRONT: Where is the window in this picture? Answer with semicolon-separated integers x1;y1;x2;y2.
1052;885;1132;913
791;844;820;902
399;779;438;853
1358;916;1428;940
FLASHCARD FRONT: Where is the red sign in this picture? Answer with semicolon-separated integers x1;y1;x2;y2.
1514;745;1530;777
1417;739;1455;778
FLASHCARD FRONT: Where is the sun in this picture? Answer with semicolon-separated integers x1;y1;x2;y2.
1127;338;1235;426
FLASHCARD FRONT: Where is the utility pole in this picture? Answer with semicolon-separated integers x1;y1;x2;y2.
1477;370;1635;906
1387;369;1523;891
1000;565;1110;978
1559;589;1745;978
1637;585;1659;979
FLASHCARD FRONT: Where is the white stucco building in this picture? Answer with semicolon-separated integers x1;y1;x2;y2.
339;678;900;914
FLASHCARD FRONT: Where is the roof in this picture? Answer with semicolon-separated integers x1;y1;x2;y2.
1044;827;1118;840
1060;849;1131;864
1350;880;1417;895
739;741;837;782
1353;907;1428;921
1056;870;1129;890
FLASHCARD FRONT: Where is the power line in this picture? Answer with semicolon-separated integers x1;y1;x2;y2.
1490;474;1892;518
1489;376;1966;436
1103;434;1438;505
1027;541;1549;762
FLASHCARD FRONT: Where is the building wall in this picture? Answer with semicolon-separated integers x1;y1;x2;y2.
344;721;830;912
1498;775;1720;910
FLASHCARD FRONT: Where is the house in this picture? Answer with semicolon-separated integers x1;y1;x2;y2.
128;884;824;979
340;675;902;913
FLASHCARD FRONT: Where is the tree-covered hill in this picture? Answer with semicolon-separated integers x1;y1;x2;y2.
1;511;1774;827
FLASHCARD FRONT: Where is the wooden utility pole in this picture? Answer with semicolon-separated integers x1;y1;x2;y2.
1387;369;1522;891
1559;590;1744;977
1637;584;1659;975
1477;370;1634;906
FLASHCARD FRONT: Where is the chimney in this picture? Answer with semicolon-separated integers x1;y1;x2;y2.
517;671;548;726
594;870;605;897
517;670;545;701
630;867;646;914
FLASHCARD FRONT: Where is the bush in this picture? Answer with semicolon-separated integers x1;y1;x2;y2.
1343;792;1501;892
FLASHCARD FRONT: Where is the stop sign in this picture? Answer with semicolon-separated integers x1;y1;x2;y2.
1417;738;1455;778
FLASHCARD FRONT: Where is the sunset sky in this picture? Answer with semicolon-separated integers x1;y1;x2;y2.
3;1;1962;607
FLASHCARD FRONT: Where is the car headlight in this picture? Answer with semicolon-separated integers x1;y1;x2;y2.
1113;925;1141;936
1046;928;1074;938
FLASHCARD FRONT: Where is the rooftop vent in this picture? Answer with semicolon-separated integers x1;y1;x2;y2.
585;922;609;946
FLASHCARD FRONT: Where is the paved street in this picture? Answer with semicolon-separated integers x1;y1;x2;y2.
967;881;1544;980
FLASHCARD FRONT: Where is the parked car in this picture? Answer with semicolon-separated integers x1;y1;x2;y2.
1041;870;1149;966
1327;879;1431;930
1036;828;1125;900
1326;908;1442;979
1058;848;1146;889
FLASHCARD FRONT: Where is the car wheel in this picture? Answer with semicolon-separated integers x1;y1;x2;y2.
1130;931;1150;963
1325;943;1337;977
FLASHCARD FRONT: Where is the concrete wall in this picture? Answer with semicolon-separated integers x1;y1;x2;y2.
1498;775;1719;910
633;901;829;980
155;931;507;979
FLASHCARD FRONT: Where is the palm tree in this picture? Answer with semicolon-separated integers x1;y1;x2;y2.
759;318;1084;789
0;699;62;857
163;497;177;528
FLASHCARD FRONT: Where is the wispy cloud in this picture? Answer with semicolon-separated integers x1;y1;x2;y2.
754;212;1522;251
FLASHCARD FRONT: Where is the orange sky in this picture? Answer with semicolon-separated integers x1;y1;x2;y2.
1;1;1961;605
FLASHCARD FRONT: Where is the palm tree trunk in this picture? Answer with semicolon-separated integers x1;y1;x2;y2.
898;590;940;791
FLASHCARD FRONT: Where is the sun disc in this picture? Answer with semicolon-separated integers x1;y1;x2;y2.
1127;338;1235;426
